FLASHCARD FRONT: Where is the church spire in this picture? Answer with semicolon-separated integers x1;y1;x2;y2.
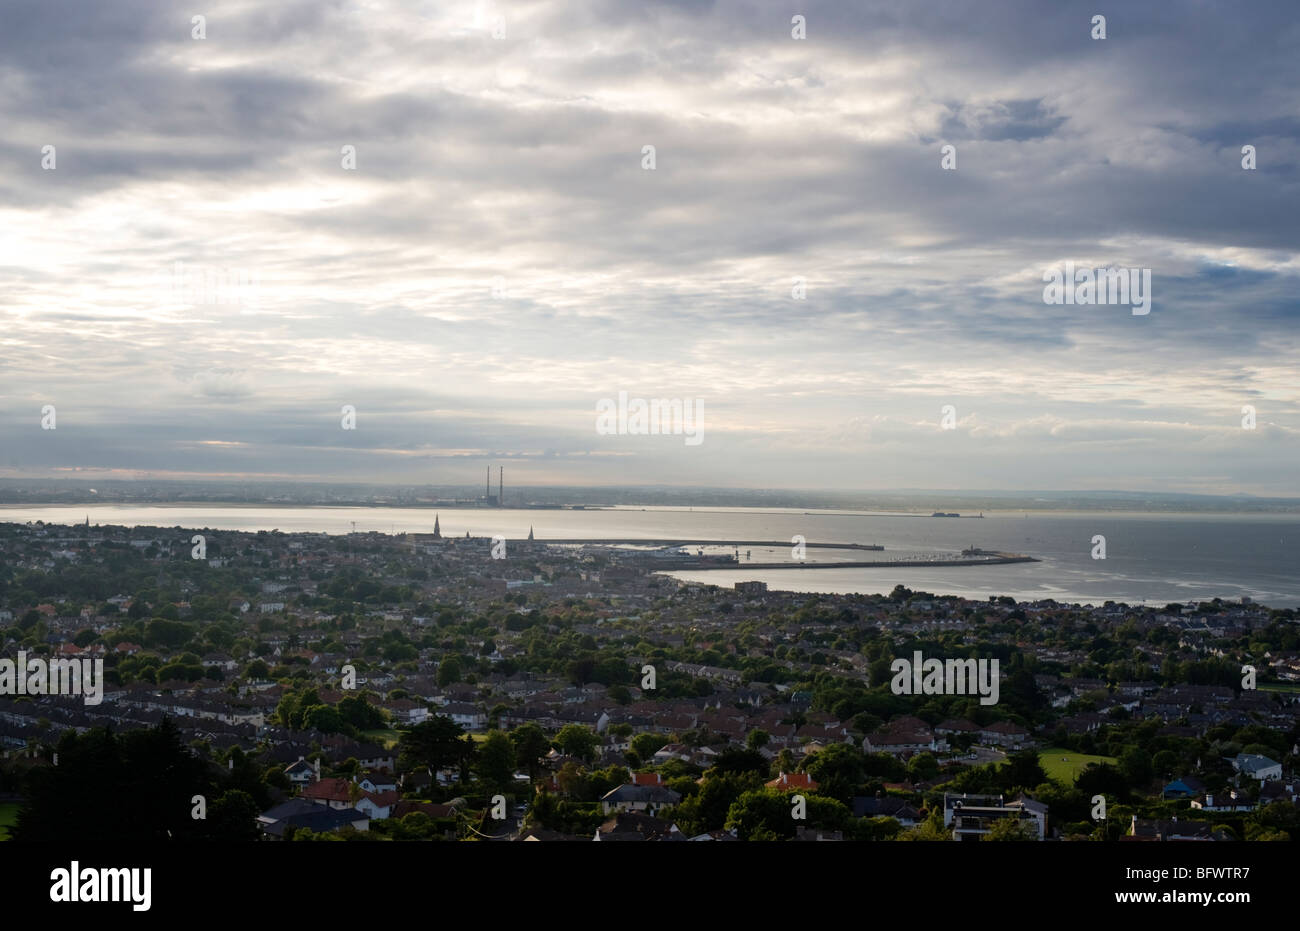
527;525;534;541
433;514;441;538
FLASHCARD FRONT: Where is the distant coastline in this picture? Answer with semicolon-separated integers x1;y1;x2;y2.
1;477;1297;514
3;509;1296;607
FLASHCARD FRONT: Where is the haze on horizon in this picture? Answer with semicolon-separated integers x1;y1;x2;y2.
1;1;1297;496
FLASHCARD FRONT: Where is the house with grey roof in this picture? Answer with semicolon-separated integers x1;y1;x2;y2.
600;783;681;816
1232;753;1282;782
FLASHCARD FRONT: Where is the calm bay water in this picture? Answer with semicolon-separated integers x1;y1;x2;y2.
2;504;1296;608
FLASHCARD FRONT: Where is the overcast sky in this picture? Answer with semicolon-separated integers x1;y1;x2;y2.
1;0;1297;495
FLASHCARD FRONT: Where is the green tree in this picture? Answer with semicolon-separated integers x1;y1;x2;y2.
400;715;468;775
338;694;385;730
804;742;867;804
302;704;347;734
1075;763;1130;801
1120;747;1154;788
898;808;952;841
475;730;518;796
13;719;213;842
566;656;596;686
983;816;1038;841
487;702;510;730
395;811;436;840
245;659;270;679
673;772;763;835
555;761;588;799
553;724;600;763
724;788;851;841
437;656;462;687
1254;800;1300;838
1152;749;1179;778
724;788;797;840
709;746;769;778
203;789;261;841
1001;749;1048;792
631;733;669;761
509;723;550;782
145;618;193;649
906;752;940;783
861;815;904;841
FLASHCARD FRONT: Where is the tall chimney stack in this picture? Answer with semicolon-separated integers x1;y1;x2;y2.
499;466;503;507
486;466;490;500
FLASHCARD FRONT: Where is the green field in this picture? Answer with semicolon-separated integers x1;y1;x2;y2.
1038;748;1117;784
0;802;20;841
361;728;402;749
1259;681;1300;694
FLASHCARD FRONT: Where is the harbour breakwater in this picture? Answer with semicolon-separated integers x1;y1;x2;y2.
541;538;884;550
660;552;1039;570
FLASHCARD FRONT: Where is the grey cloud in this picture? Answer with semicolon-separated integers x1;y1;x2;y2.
0;0;1296;493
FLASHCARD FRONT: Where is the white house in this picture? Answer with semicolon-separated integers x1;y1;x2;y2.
285;757;317;787
1233;753;1282;782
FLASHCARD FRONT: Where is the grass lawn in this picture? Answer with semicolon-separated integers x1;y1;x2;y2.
361;728;495;749
0;802;20;841
1038;747;1118;784
361;728;402;749
1259;681;1300;693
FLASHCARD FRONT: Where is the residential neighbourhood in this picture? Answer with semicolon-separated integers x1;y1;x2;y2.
1;521;1298;842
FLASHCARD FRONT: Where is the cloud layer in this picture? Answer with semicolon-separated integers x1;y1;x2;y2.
1;0;1297;493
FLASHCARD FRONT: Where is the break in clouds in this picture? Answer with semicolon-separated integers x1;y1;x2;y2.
0;0;1297;494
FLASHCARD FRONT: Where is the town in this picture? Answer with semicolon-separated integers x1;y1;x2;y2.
0;519;1296;843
